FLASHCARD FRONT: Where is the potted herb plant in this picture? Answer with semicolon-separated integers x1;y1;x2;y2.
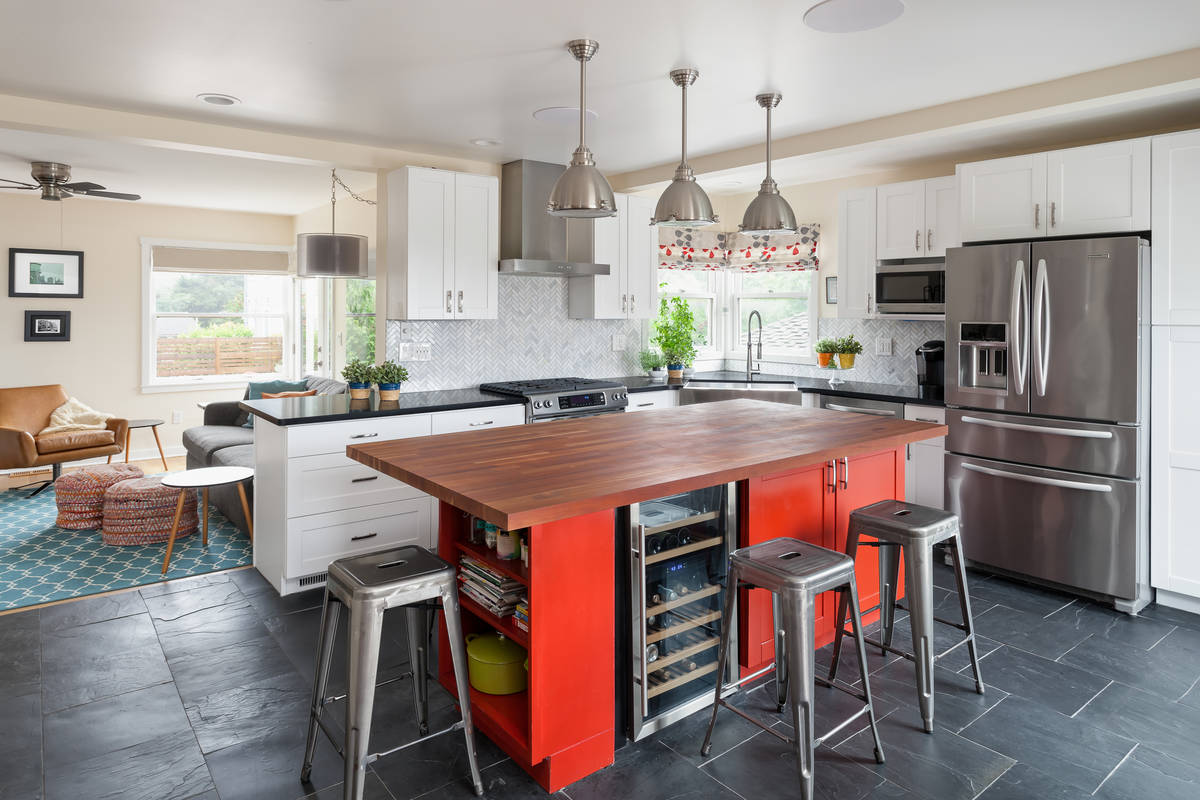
639;349;667;382
342;358;374;400
653;296;699;381
836;334;863;369
372;360;410;401
814;338;837;368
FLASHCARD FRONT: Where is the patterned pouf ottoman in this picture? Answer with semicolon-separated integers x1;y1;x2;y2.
101;476;199;546
54;464;146;530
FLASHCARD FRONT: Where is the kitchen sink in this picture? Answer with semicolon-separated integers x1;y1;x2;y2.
678;378;805;406
682;379;797;391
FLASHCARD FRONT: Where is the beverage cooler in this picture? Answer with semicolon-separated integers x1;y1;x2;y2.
627;483;737;740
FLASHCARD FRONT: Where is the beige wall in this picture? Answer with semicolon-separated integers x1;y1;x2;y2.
0;193;294;460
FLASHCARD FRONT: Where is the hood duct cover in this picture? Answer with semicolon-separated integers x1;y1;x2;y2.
498;160;610;276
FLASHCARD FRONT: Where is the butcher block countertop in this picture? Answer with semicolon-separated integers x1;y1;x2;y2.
346;399;947;530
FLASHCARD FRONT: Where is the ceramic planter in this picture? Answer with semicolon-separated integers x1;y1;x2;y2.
648;368;667;382
817;352;833;367
682;367;695;380
837;353;857;369
348;382;371;400
378;382;402;401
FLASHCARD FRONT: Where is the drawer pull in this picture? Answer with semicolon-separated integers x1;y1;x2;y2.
636;402;655;408
915;417;939;423
351;475;379;483
468;420;494;427
351;532;379;541
349;433;379;439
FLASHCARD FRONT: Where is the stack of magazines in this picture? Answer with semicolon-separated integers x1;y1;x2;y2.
458;556;523;618
514;597;530;632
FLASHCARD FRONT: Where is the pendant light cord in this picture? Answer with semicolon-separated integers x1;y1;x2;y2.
327;168;378;236
680;82;688;167
764;104;773;184
578;56;587;151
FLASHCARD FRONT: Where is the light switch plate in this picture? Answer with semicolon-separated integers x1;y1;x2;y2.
171;410;182;424
875;338;894;356
612;334;626;352
398;322;413;340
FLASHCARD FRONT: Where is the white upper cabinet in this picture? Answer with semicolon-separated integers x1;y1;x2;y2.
1152;130;1200;325
837;187;876;318
1047;139;1150;236
924;176;959;258
957;153;1047;243
386;166;498;320
876;176;959;259
569;192;657;320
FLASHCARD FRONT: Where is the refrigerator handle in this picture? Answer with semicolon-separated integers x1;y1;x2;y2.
1010;259;1028;395
962;462;1113;493
1032;258;1050;397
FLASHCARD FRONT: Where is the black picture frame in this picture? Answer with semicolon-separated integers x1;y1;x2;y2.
24;310;71;341
826;276;838;304
8;248;84;298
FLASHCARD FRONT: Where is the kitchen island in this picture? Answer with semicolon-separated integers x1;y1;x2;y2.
346;398;945;792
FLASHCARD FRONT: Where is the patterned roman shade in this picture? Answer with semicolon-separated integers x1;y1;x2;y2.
658;225;819;272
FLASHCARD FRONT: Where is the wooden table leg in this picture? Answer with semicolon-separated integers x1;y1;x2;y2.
162;491;186;575
124;428;132;463
237;482;253;541
152;425;168;472
202;487;209;546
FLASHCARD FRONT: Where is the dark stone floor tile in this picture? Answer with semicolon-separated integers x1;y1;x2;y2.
839;709;1012;800
964;575;1077;617
153;600;272;662
975;763;1092;800
971;604;1091;660
765;676;900;751
0;691;42;800
169;630;300;705
1059;629;1200;702
0;608;40;700
205;722;343;800
265;604;414;687
866;659;1006;734
564;739;739;800
302;770;395;799
1096;746;1200;800
228;566;275;597
408;758;555;799
959;695;1135;793
143;580;245;619
702;724;884;800
185;670;312;754
1140;602;1200;632
1073;682;1200;766
1179;679;1200;710
648;695;766;765
972;645;1109;716
184;792;220;800
41;612;172;712
44;727;213;800
930;561;990;594
1044;601;1177;650
245;585;325;619
40;589;147;632
140;571;233;599
877;611;1002;674
43;682;193;767
369;704;508;799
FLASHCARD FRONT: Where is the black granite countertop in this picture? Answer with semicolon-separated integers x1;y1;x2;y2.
241;389;523;426
621;370;944;406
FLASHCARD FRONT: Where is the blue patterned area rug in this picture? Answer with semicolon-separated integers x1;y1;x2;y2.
0;484;252;611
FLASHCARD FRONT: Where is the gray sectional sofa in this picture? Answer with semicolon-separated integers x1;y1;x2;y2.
182;376;346;533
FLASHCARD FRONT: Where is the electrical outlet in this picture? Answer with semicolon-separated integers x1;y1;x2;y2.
611;334;626;352
875;338;894;356
171;410;182;424
413;342;433;361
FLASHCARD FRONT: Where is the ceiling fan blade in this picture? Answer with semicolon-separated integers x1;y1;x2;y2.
61;181;106;191
0;177;38;188
76;189;141;201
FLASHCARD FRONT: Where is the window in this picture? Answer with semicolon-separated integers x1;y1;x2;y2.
656;268;722;356
339;278;376;366
730;270;818;362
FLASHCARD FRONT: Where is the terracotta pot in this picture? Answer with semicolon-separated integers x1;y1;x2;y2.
837;353;857;369
817;352;833;367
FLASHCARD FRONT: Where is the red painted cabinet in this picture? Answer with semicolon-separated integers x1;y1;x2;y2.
740;447;905;674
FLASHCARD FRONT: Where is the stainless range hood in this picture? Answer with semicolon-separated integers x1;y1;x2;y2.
499;159;610;276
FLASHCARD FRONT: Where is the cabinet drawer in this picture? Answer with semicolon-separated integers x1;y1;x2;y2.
286;497;433;578
903;405;946;447
430;404;524;434
286;414;432;458
286;452;425;518
626;392;677;412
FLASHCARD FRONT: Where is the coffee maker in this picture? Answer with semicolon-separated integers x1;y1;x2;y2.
916;340;945;398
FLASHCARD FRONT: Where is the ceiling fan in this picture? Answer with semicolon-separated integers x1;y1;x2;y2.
0;161;141;201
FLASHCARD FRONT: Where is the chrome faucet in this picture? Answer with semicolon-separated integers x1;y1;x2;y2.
746;309;763;381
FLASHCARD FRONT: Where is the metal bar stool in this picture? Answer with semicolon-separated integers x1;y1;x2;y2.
701;539;885;800
301;546;484;799
828;500;985;734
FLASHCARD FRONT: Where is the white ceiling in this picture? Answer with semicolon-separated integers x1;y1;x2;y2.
0;0;1198;175
0;128;375;215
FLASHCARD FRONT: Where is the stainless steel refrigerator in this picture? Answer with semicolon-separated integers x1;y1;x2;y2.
944;236;1150;613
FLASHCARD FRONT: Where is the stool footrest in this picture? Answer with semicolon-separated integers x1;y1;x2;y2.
320;669;417;706
813;704;870;749
934;634;975;662
368;720;465;764
815;675;872;705
712;698;793;746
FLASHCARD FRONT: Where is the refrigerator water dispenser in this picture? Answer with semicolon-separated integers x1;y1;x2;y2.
957;323;1008;392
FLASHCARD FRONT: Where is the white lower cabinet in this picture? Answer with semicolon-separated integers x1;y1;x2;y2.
625;391;678;413
903;405;945;510
286;498;434;579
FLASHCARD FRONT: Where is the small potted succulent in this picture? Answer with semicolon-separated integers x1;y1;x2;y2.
371;360;409;401
653;296;699;381
639;349;667;382
836;334;863;369
342;358;374;400
814;338;837;368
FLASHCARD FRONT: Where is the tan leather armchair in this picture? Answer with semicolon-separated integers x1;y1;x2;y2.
0;385;128;496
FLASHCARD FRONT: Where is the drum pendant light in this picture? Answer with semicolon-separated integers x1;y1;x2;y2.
651;68;717;227
297;169;372;278
739;93;798;235
546;39;617;218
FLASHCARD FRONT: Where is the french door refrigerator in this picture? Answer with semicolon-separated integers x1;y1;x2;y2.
944;236;1150;612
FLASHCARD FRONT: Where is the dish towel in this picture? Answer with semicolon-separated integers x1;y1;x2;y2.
40;397;113;435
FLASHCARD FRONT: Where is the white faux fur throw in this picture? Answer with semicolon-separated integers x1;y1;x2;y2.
40;397;113;435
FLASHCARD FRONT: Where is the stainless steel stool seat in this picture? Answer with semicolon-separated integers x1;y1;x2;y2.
829;500;985;734
701;539;885;800
301;545;484;799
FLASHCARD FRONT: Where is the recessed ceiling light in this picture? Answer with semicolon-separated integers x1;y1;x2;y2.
803;0;904;33
533;106;599;124
470;138;502;147
196;93;241;106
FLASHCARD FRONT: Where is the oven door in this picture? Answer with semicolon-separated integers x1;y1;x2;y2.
876;264;945;314
529;407;627;424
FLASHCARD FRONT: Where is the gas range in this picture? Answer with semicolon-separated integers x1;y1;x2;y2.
479;378;630;423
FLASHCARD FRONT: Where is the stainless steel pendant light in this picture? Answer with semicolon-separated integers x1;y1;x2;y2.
651;68;717;227
546;39;617;218
739;93;798;235
297;169;372;278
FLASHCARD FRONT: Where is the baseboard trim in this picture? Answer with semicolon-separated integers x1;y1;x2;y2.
1153;588;1200;615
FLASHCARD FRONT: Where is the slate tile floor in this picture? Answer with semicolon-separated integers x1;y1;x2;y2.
3;563;1200;799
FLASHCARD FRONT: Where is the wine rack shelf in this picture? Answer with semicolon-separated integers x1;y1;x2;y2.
644;535;723;566
646;609;721;644
652;633;720;672
644;509;720;536
647;660;719;698
646;583;720;616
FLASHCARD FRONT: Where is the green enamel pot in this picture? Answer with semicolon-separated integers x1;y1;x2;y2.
465;632;528;695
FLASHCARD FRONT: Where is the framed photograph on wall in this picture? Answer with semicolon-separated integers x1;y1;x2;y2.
825;276;838;304
9;248;84;298
24;310;71;342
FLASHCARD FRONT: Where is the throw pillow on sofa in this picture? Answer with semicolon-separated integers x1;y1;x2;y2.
243;379;309;426
261;389;317;399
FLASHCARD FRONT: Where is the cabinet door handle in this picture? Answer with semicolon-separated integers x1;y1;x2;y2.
351;475;379;483
906;443;911;461
349;432;379;439
840;457;849;490
1050;201;1056;228
630;294;635;314
351;532;379;541
458;290;464;313
1034;203;1040;229
827;459;837;491
927;228;933;250
866;291;873;314
622;294;628;314
915;229;921;251
446;290;452;313
468;420;494;427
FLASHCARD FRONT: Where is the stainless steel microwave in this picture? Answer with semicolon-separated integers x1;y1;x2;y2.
875;263;945;314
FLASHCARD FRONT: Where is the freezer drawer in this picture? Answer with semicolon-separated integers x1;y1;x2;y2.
947;408;1140;479
945;453;1139;600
